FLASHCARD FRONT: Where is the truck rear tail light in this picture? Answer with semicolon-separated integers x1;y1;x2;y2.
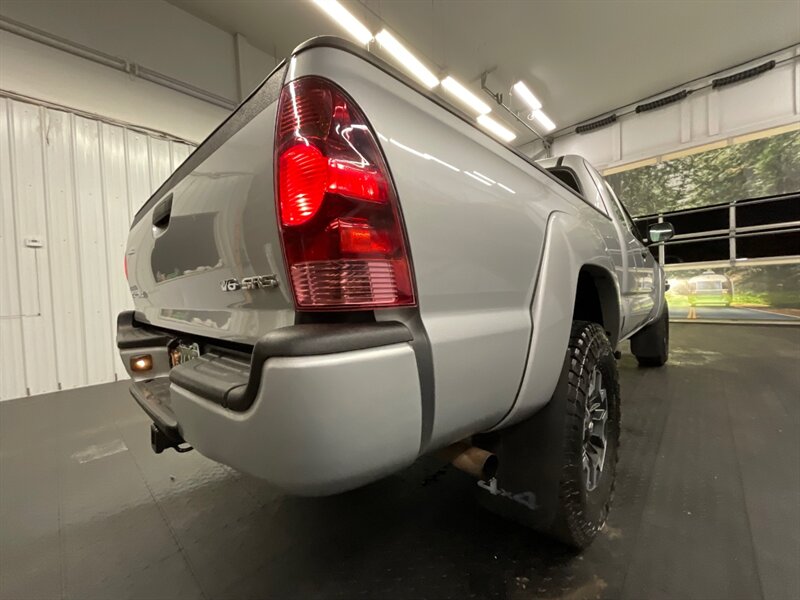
275;76;415;310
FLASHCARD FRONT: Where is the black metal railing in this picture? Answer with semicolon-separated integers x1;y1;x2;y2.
633;191;800;264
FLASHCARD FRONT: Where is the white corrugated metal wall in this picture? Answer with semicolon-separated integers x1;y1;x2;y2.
0;96;195;401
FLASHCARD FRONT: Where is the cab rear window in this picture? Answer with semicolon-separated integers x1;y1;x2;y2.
546;167;582;195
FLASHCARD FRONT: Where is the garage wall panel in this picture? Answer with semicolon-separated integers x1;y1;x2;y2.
621;102;682;157
42;108;87;390
718;63;796;133
100;123;135;379
73;115;115;385
125;131;154;216
0;96;195;401
8;100;59;395
550;123;618;166
0;99;27;400
547;47;799;169
689;93;709;140
170;141;193;173
149;137;173;194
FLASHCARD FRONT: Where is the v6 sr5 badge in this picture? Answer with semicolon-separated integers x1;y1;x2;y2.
221;275;279;291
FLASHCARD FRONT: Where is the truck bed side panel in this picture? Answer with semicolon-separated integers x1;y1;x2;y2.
290;47;585;447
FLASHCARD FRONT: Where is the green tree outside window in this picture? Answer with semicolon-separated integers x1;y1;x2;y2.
606;128;800;216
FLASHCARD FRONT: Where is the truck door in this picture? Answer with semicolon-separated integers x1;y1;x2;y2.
583;162;655;335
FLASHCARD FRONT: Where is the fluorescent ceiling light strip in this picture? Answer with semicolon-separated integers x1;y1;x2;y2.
472;171;496;184
441;76;491;115
465;171;492;186
312;0;373;45
512;81;542;110
376;29;439;89
532;110;556;132
497;182;516;194
476;114;516;142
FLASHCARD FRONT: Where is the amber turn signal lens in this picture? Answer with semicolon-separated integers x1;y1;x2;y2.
130;354;153;372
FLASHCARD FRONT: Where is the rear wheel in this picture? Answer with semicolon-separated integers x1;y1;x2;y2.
631;304;669;367
475;320;621;549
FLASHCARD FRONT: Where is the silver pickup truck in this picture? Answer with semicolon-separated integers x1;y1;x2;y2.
117;37;673;549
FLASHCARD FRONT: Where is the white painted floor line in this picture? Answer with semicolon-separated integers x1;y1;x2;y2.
71;439;129;464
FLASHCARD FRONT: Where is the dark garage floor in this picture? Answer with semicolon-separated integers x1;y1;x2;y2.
1;324;798;600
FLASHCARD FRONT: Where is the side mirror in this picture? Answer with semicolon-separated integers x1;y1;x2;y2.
648;222;675;244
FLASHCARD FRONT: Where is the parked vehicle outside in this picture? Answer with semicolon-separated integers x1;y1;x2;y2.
688;270;734;306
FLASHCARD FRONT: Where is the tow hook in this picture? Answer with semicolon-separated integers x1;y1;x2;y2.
150;424;193;454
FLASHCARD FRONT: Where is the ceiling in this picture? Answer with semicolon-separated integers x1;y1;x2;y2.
169;0;800;145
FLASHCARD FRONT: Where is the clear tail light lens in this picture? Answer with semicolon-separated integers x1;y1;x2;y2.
275;76;415;310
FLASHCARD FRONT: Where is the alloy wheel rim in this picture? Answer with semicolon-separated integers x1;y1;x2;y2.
582;367;608;492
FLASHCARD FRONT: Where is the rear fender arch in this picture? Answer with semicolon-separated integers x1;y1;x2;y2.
489;211;619;430
574;264;622;348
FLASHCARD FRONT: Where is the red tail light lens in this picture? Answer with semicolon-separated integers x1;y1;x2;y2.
275;77;415;310
278;144;328;226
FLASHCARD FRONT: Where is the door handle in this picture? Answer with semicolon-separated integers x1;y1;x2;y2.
152;194;173;233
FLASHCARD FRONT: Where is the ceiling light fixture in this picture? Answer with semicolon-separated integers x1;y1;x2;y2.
312;0;373;46
532;110;556;132
375;29;439;89
476;114;516;142
512;81;542;111
441;76;492;115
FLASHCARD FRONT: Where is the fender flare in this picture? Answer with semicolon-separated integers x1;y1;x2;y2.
489;210;620;430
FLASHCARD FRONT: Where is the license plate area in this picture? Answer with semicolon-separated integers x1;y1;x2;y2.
170;342;201;367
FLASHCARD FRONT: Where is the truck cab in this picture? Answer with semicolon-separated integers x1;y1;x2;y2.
538;154;664;338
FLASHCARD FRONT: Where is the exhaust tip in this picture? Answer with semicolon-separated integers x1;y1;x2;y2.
483;453;499;479
437;441;498;481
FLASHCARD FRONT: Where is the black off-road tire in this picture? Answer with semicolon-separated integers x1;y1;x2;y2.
475;320;621;550
549;321;620;547
631;304;669;367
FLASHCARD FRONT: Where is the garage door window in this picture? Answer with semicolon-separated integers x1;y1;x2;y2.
605;126;800;217
605;125;799;322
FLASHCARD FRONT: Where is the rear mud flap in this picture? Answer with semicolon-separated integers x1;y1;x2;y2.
474;351;571;531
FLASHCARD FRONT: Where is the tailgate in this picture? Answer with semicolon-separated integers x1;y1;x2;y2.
125;63;294;344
